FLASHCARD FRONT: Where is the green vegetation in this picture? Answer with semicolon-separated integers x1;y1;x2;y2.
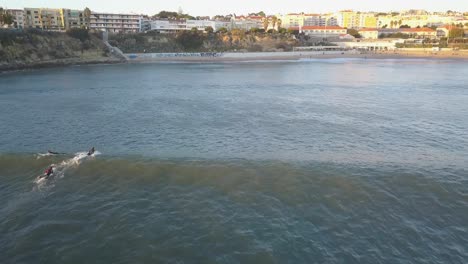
400;24;410;28
449;28;465;38
152;10;195;20
347;29;361;38
67;28;89;41
0;28;119;71
108;29;300;53
0;7;14;26
205;26;214;34
176;30;205;50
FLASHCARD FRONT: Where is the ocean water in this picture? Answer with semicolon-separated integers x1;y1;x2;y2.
1;59;467;263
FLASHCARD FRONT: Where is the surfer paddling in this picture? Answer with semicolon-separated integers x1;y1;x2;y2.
39;166;54;179
47;150;60;155
87;147;95;156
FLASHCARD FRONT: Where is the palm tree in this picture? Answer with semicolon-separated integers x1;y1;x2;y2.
263;17;269;31
390;21;394;28
271;16;278;29
84;7;91;29
277;19;282;29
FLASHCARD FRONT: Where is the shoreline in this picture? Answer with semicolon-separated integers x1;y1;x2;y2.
126;50;468;63
1;50;467;73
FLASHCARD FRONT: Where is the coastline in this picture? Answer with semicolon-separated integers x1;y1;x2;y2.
0;57;123;74
2;50;467;73
126;50;468;63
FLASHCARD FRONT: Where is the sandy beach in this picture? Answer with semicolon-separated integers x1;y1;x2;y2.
125;50;468;63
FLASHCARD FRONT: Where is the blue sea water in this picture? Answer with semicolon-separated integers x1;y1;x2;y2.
0;59;467;263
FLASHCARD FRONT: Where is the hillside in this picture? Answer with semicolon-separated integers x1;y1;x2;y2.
109;31;302;53
0;29;123;72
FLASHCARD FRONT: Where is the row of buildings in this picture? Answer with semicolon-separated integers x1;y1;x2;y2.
3;7;468;38
5;8;142;33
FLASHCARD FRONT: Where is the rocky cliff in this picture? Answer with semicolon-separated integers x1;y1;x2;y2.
0;29;123;72
109;31;300;53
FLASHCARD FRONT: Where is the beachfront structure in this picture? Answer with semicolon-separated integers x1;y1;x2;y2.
359;28;380;39
289;26;347;38
90;12;142;33
7;9;24;29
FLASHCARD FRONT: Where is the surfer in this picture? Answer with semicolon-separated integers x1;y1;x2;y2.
40;166;54;179
87;147;95;156
48;150;60;155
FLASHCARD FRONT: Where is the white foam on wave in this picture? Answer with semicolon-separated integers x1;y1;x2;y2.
33;150;101;189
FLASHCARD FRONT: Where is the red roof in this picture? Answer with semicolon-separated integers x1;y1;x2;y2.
301;26;345;30
400;27;436;32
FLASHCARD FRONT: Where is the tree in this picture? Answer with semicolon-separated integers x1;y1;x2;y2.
400;24;410;28
258;11;266;17
278;28;287;34
249;27;259;33
398;20;402;27
190;27;198;33
449;28;464;38
277;19;282;29
84;7;91;29
347;29;361;38
176;30;205;51
205;26;214;34
262;18;269;31
271;16;278;29
217;27;228;33
390;21;394;28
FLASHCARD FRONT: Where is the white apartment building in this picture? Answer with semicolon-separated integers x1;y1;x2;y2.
150;19;232;33
90;12;142;33
304;14;338;26
291;26;347;38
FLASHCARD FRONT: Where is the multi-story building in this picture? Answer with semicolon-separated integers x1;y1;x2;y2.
232;15;263;30
303;14;338;26
280;13;305;28
90;12;142;33
23;8;88;30
336;10;360;29
7;9;24;29
61;9;88;30
378;28;437;39
24;8;63;30
150;19;232;33
358;28;379;39
360;13;377;28
289;25;347;38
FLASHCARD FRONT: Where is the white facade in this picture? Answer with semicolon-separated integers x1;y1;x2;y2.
150;19;232;33
299;26;347;38
90;12;142;33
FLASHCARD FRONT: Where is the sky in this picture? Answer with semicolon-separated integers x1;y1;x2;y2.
2;0;468;16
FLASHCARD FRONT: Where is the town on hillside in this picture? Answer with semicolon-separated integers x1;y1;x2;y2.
1;7;468;51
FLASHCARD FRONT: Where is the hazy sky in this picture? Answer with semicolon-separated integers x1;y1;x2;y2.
2;0;467;16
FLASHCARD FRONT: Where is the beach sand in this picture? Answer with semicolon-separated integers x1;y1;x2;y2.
127;50;468;63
